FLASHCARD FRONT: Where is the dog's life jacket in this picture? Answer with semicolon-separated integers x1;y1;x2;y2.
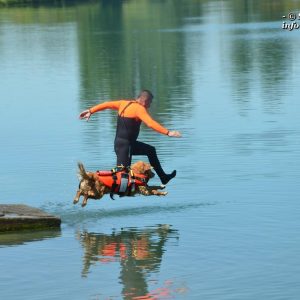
96;166;148;199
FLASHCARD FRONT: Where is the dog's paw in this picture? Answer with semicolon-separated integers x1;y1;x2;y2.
152;190;168;196
73;199;79;205
81;197;88;207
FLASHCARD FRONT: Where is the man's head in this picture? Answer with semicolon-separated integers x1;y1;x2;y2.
137;90;153;108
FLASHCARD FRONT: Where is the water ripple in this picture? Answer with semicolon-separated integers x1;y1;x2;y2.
40;201;216;226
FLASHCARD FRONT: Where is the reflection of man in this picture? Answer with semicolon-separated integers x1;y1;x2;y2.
79;90;181;185
77;225;178;299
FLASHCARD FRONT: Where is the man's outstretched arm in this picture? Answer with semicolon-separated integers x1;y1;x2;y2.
137;106;182;137
79;100;122;121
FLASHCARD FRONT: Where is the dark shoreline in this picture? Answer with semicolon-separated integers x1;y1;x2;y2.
0;0;98;7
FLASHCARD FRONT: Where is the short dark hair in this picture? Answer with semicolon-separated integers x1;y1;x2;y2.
138;89;154;99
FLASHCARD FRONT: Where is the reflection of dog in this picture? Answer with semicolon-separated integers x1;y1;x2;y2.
73;161;167;207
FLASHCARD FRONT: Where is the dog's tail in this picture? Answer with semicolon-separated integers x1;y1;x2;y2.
77;162;90;180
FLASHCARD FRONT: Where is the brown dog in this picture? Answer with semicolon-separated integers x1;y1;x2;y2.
73;161;168;207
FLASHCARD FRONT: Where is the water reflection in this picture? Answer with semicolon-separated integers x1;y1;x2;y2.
228;26;289;115
0;229;61;247
77;0;193;110
77;224;179;299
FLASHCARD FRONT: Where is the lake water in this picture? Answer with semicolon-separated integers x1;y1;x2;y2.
1;1;300;299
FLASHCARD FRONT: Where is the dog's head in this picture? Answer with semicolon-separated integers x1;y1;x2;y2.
78;162;102;198
131;161;155;179
78;175;97;197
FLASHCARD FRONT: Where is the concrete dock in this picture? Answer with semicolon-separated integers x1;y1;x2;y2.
0;204;61;232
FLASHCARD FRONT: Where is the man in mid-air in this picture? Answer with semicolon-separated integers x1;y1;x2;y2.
79;90;181;185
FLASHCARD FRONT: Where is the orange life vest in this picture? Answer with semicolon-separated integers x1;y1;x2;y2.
96;168;148;199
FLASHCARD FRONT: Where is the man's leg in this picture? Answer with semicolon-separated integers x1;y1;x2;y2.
114;138;132;167
131;141;176;185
